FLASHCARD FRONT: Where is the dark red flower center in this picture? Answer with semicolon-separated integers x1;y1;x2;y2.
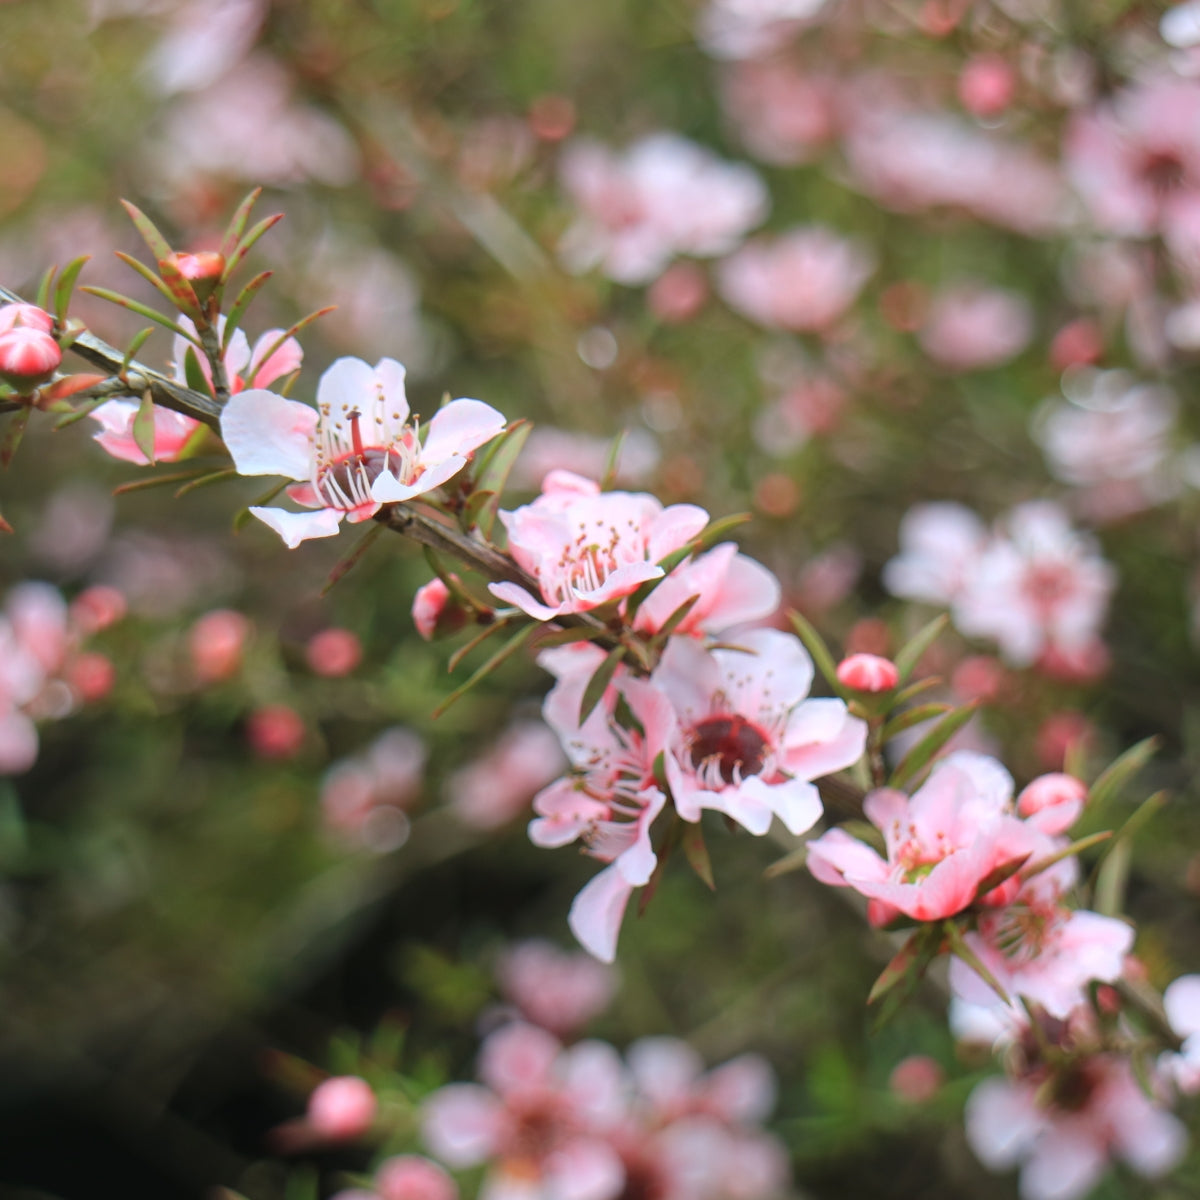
689;714;769;784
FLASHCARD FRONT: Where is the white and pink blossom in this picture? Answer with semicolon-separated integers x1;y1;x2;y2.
918;284;1033;371
220;356;505;547
496;939;618;1037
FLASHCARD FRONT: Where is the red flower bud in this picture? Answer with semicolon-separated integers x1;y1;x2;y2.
0;327;61;391
0;303;53;334
167;250;225;303
836;652;899;693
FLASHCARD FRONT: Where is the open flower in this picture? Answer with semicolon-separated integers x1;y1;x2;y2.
489;470;709;621
220;357;505;547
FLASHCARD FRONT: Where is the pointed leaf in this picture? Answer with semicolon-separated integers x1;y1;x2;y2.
887;702;980;790
81;287;199;344
433;622;535;719
579;645;626;724
1;408;30;468
174;467;238;498
224;212;285;281
321;523;386;597
183;346;209;396
880;702;953;743
528;624;610;651
1088;737;1159;812
944;920;1010;1005
894;614;950;684
470;419;531;537
121;199;174;261
121;326;157;377
447;616;516;673
243;307;333;387
221;270;273;350
600;429;628;491
232;480;288;532
34;264;56;312
52;255;90;324
971;852;1032;901
867;923;942;1007
174;421;212;460
787;609;842;694
219;187;263;260
113;466;212;495
1094;838;1131;918
1088;790;1167;907
1023;831;1112;882
681;821;715;890
132;391;157;464
649;592;701;646
764;845;807;879
155;255;203;321
113;250;193;318
54;395;110;429
892;676;944;707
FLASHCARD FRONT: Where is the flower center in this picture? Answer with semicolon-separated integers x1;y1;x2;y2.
313;410;420;513
1021;562;1075;611
689;714;768;784
1139;148;1187;197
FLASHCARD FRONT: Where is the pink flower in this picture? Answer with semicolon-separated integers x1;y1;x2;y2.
89;400;204;466
412;578;473;641
918;284;1033;371
497;939;618;1037
720;60;838;166
717;226;873;333
807;752;1035;924
1162;974;1200;1094
374;1155;458;1200
306;628;362;677
488;470;709;622
307;1076;377;1141
447;722;565;831
247;705;305;760
958;55;1016;117
882;502;989;609
422;1022;627;1200
145;0;265;94
173;317;303;396
836;653;898;693
189;609;252;683
965;1057;1186;1200
511;427;659;492
559;134;768;285
1016;774;1087;836
653;628;867;838
321;727;426;849
220;357;506;548
698;0;828;60
889;1056;944;1103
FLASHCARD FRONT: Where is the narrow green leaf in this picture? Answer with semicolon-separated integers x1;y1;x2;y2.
600;429;628;491
433;623;535;719
944;920;1009;1005
155;255;203;321
1095;838;1131;918
1088;790;1167;904
121;199;174;261
113;250;192;318
684;511;753;557
243;307;334;387
579;646;627;724
121;326;156;377
174;421;212;460
183;346;210;396
321;523;385;597
460;488;498;532
447;617;516;673
132;391;157;463
470;419;531;537
1088;737;1159;812
892;676;944;707
894;614;950;684
221;270;273;350
34;264;56;312
1;408;30;468
224;212;284;280
1023;830;1112;882
888;702;980;790
867;924;942;1009
787;609;842;693
54;396;110;430
81;287;199;344
529;624;610;651
764;845;807;879
219;187;263;260
113;466;212;495
650;593;701;645
174;467;237;498
681;821;715;890
52;255;90;325
971;852;1032;901
880;702;953;743
232;480;287;532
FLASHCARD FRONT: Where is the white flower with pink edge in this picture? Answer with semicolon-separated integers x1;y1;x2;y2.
220;356;505;548
653;628;866;839
489;470;709;622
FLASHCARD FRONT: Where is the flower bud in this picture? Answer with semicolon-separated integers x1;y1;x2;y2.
247;704;306;760
0;327;61;391
412;577;471;640
958;54;1016;116
167;250;225;303
0;303;53;334
889;1055;944;1103
70;585;127;635
1017;772;1086;834
836;652;899;693
375;1155;459;1200
67;652;116;703
306;1075;377;1141
189;609;251;684
306;627;362;677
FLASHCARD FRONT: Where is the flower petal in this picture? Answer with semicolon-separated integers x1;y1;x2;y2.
250;505;343;548
221;389;316;480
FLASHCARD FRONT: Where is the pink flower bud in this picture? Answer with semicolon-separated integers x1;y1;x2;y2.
412;577;471;640
166;250;225;303
1017;772;1087;834
889;1055;944;1103
950;655;1006;703
376;1155;459;1200
647;262;709;324
189;609;251;684
836;653;899;692
70;585;127;635
528;93;576;142
958;55;1016;116
0;327;61;390
1050;318;1103;369
247;705;306;760
0;303;53;334
306;627;362;677
306;1075;377;1141
67;652;116;703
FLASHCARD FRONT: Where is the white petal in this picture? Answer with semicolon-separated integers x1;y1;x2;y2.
221;390;316;480
250;505;343;548
422;397;506;464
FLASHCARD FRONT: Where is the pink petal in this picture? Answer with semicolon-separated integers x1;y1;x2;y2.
247;330;304;388
487;581;563;622
221;389;317;480
421;1084;503;1167
250;505;344;548
647;502;710;561
805;828;888;888
568;863;636;963
422;398;506;463
371;455;466;504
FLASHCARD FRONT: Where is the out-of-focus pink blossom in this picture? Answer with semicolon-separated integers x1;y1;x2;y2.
807;752;1035;924
512;428;659;492
753;375;846;457
307;1075;377;1142
965;1057;1186;1200
1036;712;1096;771
496;939;617;1036
70;585;127;635
374;1155;458;1200
1050;319;1105;370
411;577;470;642
889;1056;944;1103
883;502;989;608
958;55;1016;117
918;284;1033;371
1162;974;1200;1094
447;721;565;830
221;357;505;548
305;628;362;677
321;727;425;851
698;0;828;60
489;470;708;622
188;608;251;683
247;705;305;760
720;60;838;165
89;400;203;466
647;261;710;323
1016;773;1087;835
559;134;767;285
717;226;873;333
837;653;898;693
66;652;116;703
144;0;265;94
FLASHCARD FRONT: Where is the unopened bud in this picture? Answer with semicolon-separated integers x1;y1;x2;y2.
306;627;362;677
376;1155;459;1200
247;704;306;760
412;577;472;640
67;652;116;703
0;303;53;334
958;54;1016;116
1017;772;1086;834
306;1075;377;1141
167;250;225;303
836;653;899;693
0;327;61;391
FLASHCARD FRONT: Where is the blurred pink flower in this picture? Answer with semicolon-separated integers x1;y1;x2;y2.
720;60;839;165
717;226;873;333
447;721;565;831
958;54;1016;117
496;939;618;1036
321;727;426;849
306;627;362;677
559;134;768;284
918;284;1033;371
889;1056;944;1103
307;1075;377;1141
883;501;989;608
512;428;659;492
144;0;265;94
753;375;846;457
221;357;505;547
698;0;828;59
374;1155;458;1200
89;400;203;466
247;705;305;760
188;608;252;683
